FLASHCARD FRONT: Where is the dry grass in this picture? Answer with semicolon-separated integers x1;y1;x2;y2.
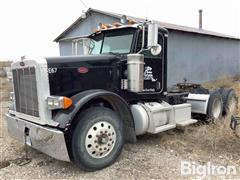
0;61;12;67
0;77;12;101
160;115;240;168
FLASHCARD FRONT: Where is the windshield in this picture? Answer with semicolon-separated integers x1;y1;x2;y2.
89;29;134;55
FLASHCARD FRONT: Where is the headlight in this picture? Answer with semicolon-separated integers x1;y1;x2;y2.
9;92;16;111
46;96;72;110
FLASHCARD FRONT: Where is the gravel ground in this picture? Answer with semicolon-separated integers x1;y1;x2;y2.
1;77;240;179
0;102;185;179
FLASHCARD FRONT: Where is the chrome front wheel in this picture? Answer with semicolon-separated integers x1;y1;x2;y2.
85;121;116;159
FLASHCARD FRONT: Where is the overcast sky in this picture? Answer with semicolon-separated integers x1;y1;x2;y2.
0;0;239;60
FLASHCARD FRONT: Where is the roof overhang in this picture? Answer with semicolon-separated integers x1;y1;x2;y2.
54;8;240;42
54;8;123;42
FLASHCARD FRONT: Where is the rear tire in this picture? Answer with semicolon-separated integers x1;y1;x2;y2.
221;88;237;116
207;90;223;122
71;107;124;171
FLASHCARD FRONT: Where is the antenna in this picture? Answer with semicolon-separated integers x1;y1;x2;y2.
80;0;88;9
145;7;149;22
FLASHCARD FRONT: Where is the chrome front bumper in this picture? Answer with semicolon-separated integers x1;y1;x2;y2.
5;113;70;162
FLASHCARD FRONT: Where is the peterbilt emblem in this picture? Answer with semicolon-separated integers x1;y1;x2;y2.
78;67;89;74
144;66;157;82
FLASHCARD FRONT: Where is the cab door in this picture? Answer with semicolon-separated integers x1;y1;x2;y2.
136;31;166;93
143;51;163;93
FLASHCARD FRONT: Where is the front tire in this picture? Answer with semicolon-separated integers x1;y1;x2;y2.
71;107;124;171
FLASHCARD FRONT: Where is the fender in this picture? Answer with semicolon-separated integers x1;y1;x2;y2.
53;89;136;143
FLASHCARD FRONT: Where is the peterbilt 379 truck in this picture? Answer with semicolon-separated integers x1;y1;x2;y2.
5;20;237;170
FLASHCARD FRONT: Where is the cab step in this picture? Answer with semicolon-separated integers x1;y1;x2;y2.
176;119;198;127
153;124;176;134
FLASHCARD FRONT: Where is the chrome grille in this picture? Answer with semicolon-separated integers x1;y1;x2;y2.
12;67;39;117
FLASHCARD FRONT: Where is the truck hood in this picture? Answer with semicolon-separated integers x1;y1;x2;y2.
46;54;118;68
45;55;120;97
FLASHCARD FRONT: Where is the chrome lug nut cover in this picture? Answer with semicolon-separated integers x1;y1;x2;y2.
85;121;116;158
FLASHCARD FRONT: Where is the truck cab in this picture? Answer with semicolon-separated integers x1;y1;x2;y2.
48;23;168;102
6;21;224;171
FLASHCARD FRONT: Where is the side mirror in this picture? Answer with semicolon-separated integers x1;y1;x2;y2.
147;23;162;55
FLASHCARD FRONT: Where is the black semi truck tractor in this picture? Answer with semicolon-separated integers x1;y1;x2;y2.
5;20;237;170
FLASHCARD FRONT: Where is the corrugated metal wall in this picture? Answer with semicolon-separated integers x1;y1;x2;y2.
58;13;240;86
167;30;240;85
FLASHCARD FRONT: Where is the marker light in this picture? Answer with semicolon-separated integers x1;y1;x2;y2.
62;96;73;109
47;96;72;110
95;20;136;32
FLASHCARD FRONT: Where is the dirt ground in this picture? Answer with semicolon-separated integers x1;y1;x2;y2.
0;76;240;179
